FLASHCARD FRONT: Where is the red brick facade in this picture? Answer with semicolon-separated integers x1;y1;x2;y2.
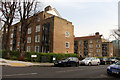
2;6;74;54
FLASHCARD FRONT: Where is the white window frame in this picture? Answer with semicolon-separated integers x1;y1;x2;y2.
36;25;40;32
96;44;100;48
37;17;40;22
27;46;31;52
19;25;21;31
96;49;100;53
11;33;13;38
90;40;93;43
35;35;40;43
17;42;20;46
89;44;93;48
89;49;93;52
35;46;39;52
10;40;13;44
12;29;14;31
65;42;69;48
28;28;32;34
97;40;100;43
80;41;82;46
111;48;113;50
27;37;31;43
17;48;19;50
6;28;8;32
65;31;70;37
10;47;12;51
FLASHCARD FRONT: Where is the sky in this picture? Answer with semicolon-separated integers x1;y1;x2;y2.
0;0;119;40
40;0;119;40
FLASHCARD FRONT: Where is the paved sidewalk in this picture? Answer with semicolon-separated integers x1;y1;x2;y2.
0;58;54;67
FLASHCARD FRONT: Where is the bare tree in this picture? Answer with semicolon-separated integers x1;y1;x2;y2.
0;0;18;59
113;29;120;38
17;0;41;60
111;29;120;57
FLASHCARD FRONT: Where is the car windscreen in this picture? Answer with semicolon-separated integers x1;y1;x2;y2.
84;58;91;60
65;57;72;61
100;58;103;60
100;58;108;60
116;61;120;65
110;57;115;59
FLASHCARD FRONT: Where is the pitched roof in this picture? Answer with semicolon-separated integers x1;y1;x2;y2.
74;35;102;40
46;8;61;18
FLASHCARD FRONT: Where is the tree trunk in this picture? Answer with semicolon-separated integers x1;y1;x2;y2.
2;24;7;50
19;20;26;61
5;24;11;59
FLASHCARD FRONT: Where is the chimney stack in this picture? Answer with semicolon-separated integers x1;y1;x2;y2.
95;32;99;36
45;6;52;12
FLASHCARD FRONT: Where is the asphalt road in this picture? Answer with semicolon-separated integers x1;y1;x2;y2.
2;65;120;78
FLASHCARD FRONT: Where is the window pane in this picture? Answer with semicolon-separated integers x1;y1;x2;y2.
90;40;93;43
11;33;13;38
17;42;20;46
28;28;32;34
65;32;69;37
27;46;31;52
19;25;21;31
65;42;69;48
35;46;39;52
36;25;40;32
10;40;13;44
27;37;31;43
35;35;40;43
10;47;12;51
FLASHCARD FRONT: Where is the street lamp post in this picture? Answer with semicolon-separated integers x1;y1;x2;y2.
118;40;119;57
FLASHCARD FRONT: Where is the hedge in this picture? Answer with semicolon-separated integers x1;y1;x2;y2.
2;50;79;62
2;50;20;60
2;50;120;62
25;52;79;62
96;57;120;60
117;57;120;60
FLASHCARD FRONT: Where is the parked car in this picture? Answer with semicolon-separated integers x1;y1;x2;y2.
99;57;110;65
80;57;100;66
54;57;79;67
109;57;119;64
107;61;120;76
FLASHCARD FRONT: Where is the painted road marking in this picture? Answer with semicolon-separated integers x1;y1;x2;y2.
56;69;83;73
3;73;38;77
10;63;26;67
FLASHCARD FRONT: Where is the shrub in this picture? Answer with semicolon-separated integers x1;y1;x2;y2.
1;50;7;58
117;57;120;60
2;50;20;60
2;50;79;62
24;52;79;62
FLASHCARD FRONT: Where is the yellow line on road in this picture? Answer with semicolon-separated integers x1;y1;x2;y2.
10;63;26;67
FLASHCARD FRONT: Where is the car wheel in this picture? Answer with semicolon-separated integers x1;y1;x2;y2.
104;62;107;65
110;61;112;64
71;63;77;67
76;63;79;67
88;62;92;66
107;71;111;76
54;64;57;67
64;63;67;67
97;62;100;65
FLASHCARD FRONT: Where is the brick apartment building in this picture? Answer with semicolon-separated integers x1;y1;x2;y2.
102;42;113;57
112;40;120;57
74;32;113;57
1;6;74;54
